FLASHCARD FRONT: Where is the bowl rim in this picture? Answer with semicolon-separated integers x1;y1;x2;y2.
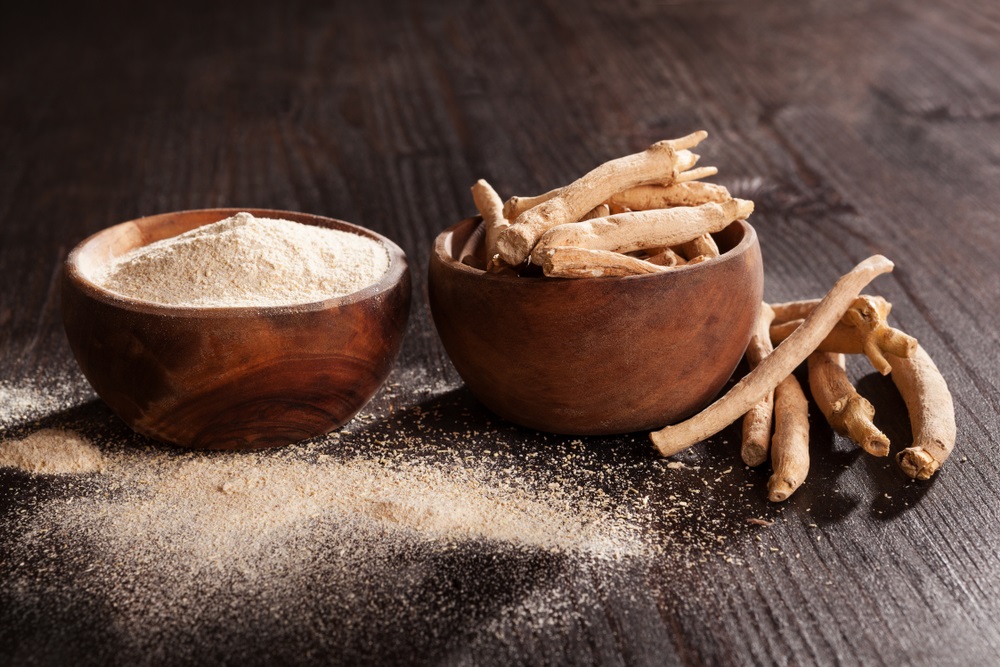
65;207;409;318
432;216;758;283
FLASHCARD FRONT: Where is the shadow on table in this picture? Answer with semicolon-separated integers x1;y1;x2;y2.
855;373;935;520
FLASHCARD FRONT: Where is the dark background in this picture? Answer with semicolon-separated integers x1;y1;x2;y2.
2;1;1000;665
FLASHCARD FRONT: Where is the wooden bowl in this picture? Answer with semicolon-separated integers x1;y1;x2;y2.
62;208;411;450
428;218;763;435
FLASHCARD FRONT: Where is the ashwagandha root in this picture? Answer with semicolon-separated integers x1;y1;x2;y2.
770;295;891;324
644;247;686;267
741;303;776;467
503;149;706;222
889;345;956;480
675;149;700;173
496;132;709;265
470;179;510;271
539;246;669;278
677;233;721;261
503;187;559;222
530;199;753;263
771;319;917;371
841;295;914;374
770;296;917;375
807;352;889;456
650;255;894;457
675;166;718;183
580;204;610;221
768;374;810;502
606;182;736;262
605;182;732;211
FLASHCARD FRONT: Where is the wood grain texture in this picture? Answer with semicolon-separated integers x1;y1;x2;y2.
2;0;1000;665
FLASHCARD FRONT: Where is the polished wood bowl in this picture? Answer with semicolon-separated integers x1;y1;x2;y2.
62;208;411;450
428;218;763;435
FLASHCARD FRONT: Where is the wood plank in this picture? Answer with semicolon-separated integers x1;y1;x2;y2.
2;0;1000;664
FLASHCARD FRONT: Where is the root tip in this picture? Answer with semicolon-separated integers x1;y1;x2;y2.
740;439;769;467
768;489;791;502
496;226;533;265
767;477;799;502
897;447;940;480
863;437;891;458
650;429;686;457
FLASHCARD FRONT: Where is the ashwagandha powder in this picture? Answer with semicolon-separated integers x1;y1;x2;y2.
0;428;104;474
1;435;647;657
91;212;391;307
90;446;641;556
0;378;765;661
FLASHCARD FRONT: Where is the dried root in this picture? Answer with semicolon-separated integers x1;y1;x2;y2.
504;187;559;222
674;149;700;173
771;296;917;375
841;296;916;374
807;352;889;456
768;374;810;502
772;319;917;370
530;199;753;263
491;131;744;275
496;132;709;265
676;233;721;261
741;303;776;467
889;345;956;479
471;179;510;270
650;255;894;457
605;182;732;210
539;246;669;278
644;247;686;267
771;295;891;324
580;204;610;221
675;166;719;183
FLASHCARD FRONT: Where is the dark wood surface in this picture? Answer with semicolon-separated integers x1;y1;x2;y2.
3;1;1000;665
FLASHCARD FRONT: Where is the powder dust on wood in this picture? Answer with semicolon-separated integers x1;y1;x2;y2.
0;374;772;662
0;375;94;429
0;428;104;474
91;212;390;307
0;431;649;658
71;444;641;559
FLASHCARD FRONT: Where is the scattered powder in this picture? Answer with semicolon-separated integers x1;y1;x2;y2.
0;375;93;429
74;446;639;559
92;212;391;307
0;428;104;474
1;436;647;658
0;372;770;661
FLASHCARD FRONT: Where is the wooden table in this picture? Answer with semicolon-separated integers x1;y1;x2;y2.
2;1;999;664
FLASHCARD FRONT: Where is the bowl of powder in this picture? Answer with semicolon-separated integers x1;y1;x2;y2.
62;209;410;449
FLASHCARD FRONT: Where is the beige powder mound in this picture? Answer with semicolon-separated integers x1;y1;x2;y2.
0;428;104;474
93;212;391;307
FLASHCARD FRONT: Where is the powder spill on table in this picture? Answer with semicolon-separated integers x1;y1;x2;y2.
0;429;104;474
0;375;95;429
0;373;770;663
